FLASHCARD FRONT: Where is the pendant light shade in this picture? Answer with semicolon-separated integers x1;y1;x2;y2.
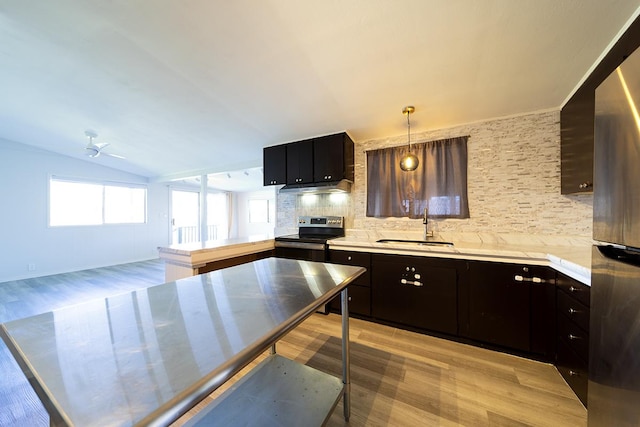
400;106;418;171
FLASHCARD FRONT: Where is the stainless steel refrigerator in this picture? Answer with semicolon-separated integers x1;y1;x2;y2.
589;44;640;426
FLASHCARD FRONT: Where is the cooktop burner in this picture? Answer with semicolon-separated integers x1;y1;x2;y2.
274;216;345;244
275;234;339;244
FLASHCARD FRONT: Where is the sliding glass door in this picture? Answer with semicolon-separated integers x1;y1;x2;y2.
171;190;199;244
170;189;229;244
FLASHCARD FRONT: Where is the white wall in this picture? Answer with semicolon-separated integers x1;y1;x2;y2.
0;139;170;282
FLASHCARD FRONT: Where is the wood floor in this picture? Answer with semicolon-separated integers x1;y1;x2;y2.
0;259;166;427
0;260;587;426
174;314;587;427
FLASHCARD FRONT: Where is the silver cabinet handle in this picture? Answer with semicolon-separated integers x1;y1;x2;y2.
568;308;579;314
568;334;582;340
401;279;423;287
568;370;580;376
569;286;579;292
515;275;547;284
347;256;352;261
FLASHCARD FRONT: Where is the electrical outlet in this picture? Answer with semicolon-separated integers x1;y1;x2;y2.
28;263;36;271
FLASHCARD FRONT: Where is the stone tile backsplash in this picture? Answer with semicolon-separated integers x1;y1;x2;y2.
276;110;593;237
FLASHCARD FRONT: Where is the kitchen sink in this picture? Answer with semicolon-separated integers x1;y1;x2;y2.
376;239;454;247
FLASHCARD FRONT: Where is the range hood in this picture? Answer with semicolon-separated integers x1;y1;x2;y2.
278;179;352;194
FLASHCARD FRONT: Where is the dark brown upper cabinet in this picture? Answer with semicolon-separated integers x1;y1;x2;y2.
561;94;595;194
286;139;314;185
263;132;354;187
560;14;640;194
313;133;354;183
263;144;287;186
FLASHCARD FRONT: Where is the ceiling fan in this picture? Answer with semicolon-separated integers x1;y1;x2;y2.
84;130;125;159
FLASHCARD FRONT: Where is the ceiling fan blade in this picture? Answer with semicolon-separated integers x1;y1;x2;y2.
102;152;126;159
85;147;100;157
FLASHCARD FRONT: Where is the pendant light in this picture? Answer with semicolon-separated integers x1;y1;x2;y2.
400;106;419;171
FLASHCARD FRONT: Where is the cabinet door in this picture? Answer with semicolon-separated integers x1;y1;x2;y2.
467;262;530;352
560;95;594;194
263;145;287;186
286;139;313;184
329;284;371;317
314;134;345;182
529;267;556;359
372;254;457;335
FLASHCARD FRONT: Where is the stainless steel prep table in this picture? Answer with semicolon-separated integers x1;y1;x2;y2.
0;258;365;426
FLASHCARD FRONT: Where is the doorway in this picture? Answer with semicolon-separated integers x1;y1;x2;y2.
171;190;199;244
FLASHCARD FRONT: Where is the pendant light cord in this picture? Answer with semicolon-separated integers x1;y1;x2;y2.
407;111;411;150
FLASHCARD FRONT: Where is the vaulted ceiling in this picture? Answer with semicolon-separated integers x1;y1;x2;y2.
1;1;639;183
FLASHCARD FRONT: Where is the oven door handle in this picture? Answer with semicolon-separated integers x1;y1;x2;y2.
274;241;326;251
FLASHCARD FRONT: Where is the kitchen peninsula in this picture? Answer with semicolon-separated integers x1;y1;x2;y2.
158;234;275;281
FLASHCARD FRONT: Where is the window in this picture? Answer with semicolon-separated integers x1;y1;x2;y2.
207;192;229;240
50;177;147;226
248;199;270;223
366;136;470;219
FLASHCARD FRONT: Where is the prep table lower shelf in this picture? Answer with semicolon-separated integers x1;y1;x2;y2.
185;354;343;426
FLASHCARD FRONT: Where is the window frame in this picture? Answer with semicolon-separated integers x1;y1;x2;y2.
48;175;148;227
365;136;470;219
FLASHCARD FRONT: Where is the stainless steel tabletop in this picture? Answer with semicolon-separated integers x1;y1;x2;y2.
0;257;365;426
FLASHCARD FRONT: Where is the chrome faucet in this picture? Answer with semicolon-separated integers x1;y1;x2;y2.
423;207;433;239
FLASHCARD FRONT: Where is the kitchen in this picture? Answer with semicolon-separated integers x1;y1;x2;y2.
1;2;640;426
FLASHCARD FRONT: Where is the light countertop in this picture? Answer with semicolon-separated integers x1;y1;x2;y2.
328;230;592;285
157;230;593;285
158;234;274;256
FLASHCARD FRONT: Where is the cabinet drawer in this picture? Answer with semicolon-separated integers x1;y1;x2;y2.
558;311;589;362
557;290;589;333
556;338;589;407
557;275;590;307
329;250;370;266
330;284;371;317
328;251;371;287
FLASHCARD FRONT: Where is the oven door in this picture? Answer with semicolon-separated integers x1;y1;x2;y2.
274;241;327;262
274;240;329;314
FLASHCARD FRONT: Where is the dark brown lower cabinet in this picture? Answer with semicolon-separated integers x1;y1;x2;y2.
464;261;556;357
328;248;591;407
466;262;531;351
371;254;458;335
328;250;371;317
555;273;590;407
197;250;274;274
335;284;371;316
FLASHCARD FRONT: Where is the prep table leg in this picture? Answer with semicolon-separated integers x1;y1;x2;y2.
341;288;350;421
